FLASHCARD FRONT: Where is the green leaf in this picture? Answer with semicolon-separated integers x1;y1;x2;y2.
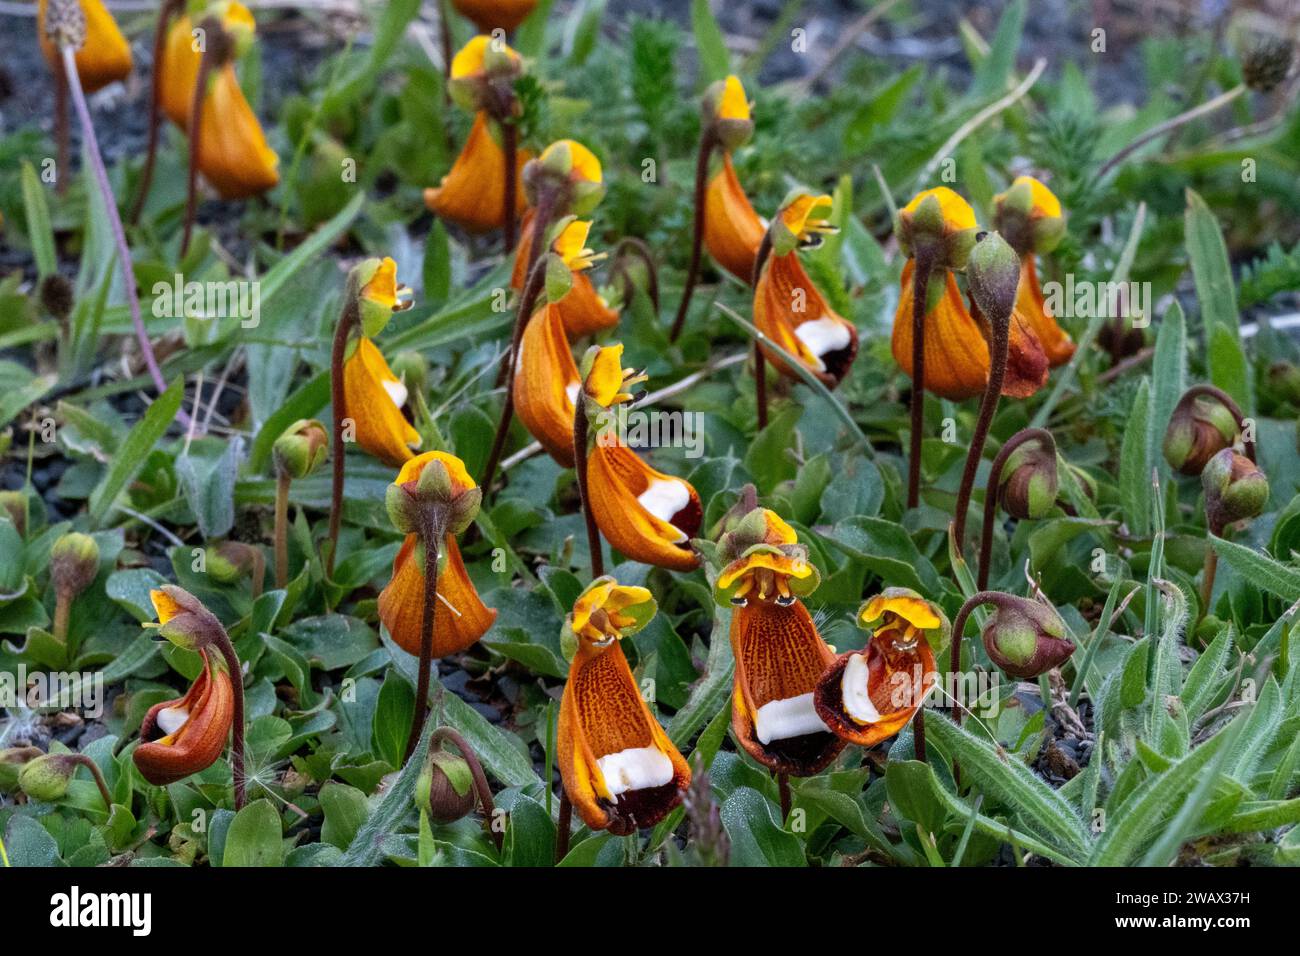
319;782;369;851
222;800;285;867
970;0;1026;97
690;0;730;83
1117;377;1153;536
88;378;185;527
669;607;734;748
1186;189;1251;411
1212;536;1300;602
340;717;433;867
247;371;329;475
720;786;804;866
924;715;1090;860
20;162;57;280
371;670;415;770
1149;301;1187;464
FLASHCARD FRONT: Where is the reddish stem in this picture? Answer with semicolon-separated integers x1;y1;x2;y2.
180;44;215;257
212;632;246;809
326;296;359;577
952;303;1009;555
404;522;445;762
907;255;935;509
668;132;716;343
977;427;1055;590
573;397;604;578
429;727;502;852
555;789;572;863
502;122;518;252
130;0;182;223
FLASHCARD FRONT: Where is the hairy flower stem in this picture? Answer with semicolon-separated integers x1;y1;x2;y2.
906;254;935;509
555;789;572;862
1201;521;1225;619
952;308;1009;554
1097;84;1246;179
777;772;791;822
977;427;1054;590
751;231;775;430
429;727;502;852
326;292;360;578
180;45;215;257
53;592;71;645
404;521;445;763
68;754;113;811
480;230;552;495
1183;383;1256;463
247;548;265;601
913;709;927;762
130;0;183;223
502;122;518;252
572;399;604;578
212;631;246;809
59;47;192;430
948;592;1000;728
274;471;291;590
668;131;716;343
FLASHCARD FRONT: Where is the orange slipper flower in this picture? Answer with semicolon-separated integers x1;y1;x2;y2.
581;346;702;572
754;193;859;387
451;0;537;33
378;452;497;658
814;589;945;747
713;507;844;776
425;112;530;232
38;0;132;93
512;212;619;338
704;153;765;283
342;336;422;467
557;578;690;835
157;2;278;199
134;649;234;786
994;176;1074;367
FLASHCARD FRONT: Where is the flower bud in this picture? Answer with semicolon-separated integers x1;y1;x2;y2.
352;257;413;339
448;35;523;117
1242;37;1294;93
272;419;328;480
415;748;478;823
17;753;79;802
1162;390;1239;476
1268;362;1300;406
390;351;429;399
523;140;605;217
981;595;1075;679
1097;316;1146;365
0;490;28;536
992;176;1066;257
207;541;263;585
896;187;979;270
1202;448;1268;533
149;585;227;652
385;452;482;538
50;532;100;601
0;747;41;791
702;75;754;151
999;432;1058;519
965;231;1022;325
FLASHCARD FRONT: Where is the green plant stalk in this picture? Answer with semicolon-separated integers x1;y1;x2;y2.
53;591;71;645
1067;565;1130;710
403;521;445;763
555;788;572;863
68;753;113;812
610;237;660;314
668;130;717;343
572;398;603;578
274;470;291;589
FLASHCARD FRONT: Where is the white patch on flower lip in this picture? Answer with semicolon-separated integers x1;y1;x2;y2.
754;693;830;744
565;381;581;406
596;746;674;797
842;652;882;725
637;478;690;541
794;317;851;365
382;377;408;409
156;705;190;736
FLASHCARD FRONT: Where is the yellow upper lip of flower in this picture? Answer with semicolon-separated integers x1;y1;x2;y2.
859;593;941;631
451;34;519;78
718;74;750;121
903;186;977;232
571;580;653;642
997;175;1062;219
779;194;835;241
554;220;602;273
150;588;184;626
361;257;411;311
583;345;646;407
541;139;603;184
395;451;476;492
718;550;811;598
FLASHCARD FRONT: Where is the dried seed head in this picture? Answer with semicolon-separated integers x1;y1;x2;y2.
39;274;75;321
1243;37;1294;93
43;0;86;51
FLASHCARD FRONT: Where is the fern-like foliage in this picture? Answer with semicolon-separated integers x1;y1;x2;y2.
1239;241;1300;308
